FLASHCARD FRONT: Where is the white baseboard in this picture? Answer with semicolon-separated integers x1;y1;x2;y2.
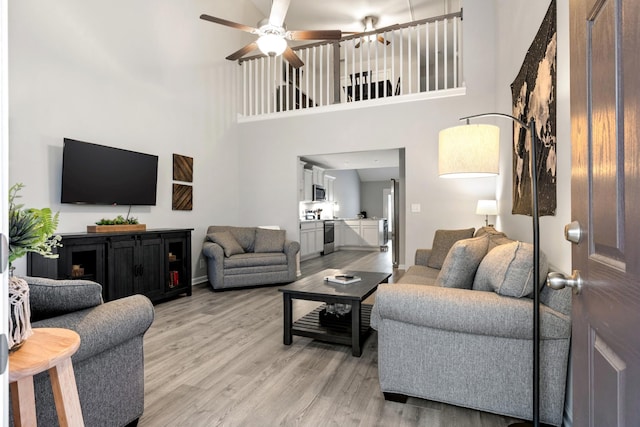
192;275;208;286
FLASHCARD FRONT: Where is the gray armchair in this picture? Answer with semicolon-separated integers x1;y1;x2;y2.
202;226;300;290
10;277;154;427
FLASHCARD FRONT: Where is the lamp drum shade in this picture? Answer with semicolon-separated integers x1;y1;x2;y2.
439;124;500;178
476;199;498;215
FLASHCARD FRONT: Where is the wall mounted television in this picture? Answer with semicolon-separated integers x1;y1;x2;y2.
61;138;159;205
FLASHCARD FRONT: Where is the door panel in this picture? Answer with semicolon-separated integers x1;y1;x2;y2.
139;237;163;298
570;0;640;425
109;238;137;300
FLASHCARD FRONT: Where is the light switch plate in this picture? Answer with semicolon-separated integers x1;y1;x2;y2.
411;203;421;213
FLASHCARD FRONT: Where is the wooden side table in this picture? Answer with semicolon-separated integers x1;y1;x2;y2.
9;328;84;427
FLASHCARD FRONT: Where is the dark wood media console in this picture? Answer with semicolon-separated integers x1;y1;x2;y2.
28;228;193;303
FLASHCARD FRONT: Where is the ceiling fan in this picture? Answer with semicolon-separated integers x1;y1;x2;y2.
345;16;393;49
200;0;342;68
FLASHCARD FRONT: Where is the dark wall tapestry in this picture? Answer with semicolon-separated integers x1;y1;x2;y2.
511;0;557;216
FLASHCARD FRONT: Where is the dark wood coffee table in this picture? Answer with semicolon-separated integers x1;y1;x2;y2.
279;269;391;357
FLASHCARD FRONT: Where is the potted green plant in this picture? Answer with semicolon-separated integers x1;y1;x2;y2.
8;183;62;350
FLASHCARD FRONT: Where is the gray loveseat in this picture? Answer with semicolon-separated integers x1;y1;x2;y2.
202;225;300;290
10;277;154;427
371;227;571;426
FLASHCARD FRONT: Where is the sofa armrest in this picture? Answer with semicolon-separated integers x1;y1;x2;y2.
414;249;432;267
283;239;300;258
373;283;570;340
33;294;154;363
202;240;224;260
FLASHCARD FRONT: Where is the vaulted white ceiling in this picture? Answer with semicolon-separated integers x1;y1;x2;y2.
249;0;460;34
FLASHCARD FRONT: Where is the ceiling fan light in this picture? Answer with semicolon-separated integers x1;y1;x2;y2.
256;34;287;57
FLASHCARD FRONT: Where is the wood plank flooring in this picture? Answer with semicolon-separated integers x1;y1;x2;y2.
140;249;521;426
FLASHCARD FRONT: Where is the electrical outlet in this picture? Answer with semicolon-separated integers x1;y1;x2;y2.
199;259;204;268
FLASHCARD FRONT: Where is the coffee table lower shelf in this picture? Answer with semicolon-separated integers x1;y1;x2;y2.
291;304;373;347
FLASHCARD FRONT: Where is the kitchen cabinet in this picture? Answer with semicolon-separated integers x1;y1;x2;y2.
27;229;192;303
361;223;381;246
335;219;385;249
299;221;324;259
312;165;325;186
324;175;335;201
342;220;363;246
304;169;313;201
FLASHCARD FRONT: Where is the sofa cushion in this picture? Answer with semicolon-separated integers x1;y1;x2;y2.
426;228;475;269
398;265;440;286
25;276;103;321
473;241;549;298
207;226;256;252
207;231;245;257
223;252;288;269
435;234;489;289
254;228;286;253
488;234;515;252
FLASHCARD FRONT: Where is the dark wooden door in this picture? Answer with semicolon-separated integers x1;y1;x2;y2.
138;236;164;299
570;0;640;425
109;236;137;301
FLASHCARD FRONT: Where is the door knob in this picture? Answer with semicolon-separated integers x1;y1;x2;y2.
564;221;582;244
547;270;583;295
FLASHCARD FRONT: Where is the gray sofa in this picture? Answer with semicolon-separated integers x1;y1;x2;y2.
202;225;300;290
371;227;571;426
10;276;154;427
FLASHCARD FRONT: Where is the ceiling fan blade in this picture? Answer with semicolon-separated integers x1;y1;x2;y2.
200;14;258;34
283;46;304;68
226;42;259;61
377;35;391;46
269;0;291;27
288;30;342;40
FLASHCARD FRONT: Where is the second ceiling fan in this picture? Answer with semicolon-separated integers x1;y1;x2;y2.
200;0;342;68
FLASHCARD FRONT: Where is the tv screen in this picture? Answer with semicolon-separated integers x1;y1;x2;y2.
61;138;159;205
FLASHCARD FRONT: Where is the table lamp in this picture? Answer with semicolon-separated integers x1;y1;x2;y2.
476;199;498;226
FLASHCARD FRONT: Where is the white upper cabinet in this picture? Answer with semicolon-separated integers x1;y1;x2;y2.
324;175;335;202
312;165;324;186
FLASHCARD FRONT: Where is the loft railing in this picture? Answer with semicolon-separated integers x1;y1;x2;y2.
238;11;463;118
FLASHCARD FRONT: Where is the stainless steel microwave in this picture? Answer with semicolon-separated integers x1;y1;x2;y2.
312;185;326;201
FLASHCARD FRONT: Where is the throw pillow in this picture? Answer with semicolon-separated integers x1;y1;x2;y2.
254;228;286;253
435;234;489;289
473;241;549;298
426;227;476;269
27;276;104;322
207;231;245;257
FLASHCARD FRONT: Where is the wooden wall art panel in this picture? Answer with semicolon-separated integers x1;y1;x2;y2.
172;184;193;211
173;154;193;183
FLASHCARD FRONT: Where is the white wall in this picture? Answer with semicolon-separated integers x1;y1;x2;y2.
236;0;499;268
361;181;391;219
8;0;263;280
494;0;572;273
329;169;361;218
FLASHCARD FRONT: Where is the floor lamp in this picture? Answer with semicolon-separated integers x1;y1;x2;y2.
439;113;544;427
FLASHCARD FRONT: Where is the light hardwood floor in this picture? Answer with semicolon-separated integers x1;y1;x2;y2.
139;248;521;426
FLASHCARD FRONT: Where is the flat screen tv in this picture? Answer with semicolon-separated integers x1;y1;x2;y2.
61;138;159;205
